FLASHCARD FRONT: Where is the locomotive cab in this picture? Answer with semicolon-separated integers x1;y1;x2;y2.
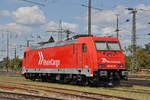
96;38;127;85
77;36;128;85
95;40;128;82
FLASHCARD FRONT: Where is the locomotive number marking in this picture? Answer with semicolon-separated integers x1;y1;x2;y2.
107;65;116;67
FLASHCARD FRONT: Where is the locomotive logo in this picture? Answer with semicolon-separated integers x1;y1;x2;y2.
101;58;121;63
38;52;60;67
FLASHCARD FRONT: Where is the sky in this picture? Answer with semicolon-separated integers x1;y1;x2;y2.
0;0;150;60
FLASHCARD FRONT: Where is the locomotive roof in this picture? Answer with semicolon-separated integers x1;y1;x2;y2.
29;36;119;51
30;39;78;51
92;37;119;41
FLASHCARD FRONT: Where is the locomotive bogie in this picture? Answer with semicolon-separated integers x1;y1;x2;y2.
23;69;127;86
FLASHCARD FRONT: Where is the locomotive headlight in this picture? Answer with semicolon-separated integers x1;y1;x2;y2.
99;64;105;67
118;64;123;67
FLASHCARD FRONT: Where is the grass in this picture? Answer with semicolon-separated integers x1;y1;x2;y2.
0;75;150;100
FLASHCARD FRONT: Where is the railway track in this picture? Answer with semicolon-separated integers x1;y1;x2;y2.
0;96;19;100
0;81;137;100
108;88;150;95
121;79;150;87
0;90;64;100
0;81;108;100
128;75;150;79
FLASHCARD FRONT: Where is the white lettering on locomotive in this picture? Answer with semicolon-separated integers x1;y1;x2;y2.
38;52;60;67
101;58;121;63
107;65;116;67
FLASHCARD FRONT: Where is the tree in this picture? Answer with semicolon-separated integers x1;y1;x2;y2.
2;57;9;71
8;59;15;71
136;48;150;69
125;45;150;70
124;45;140;56
8;57;22;71
16;58;22;71
145;42;150;54
125;55;132;70
1;57;22;72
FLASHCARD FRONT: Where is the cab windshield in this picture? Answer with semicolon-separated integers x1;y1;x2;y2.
95;41;121;51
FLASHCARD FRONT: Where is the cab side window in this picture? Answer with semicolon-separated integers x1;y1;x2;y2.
82;44;87;52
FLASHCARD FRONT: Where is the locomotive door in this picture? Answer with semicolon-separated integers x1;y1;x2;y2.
75;43;88;69
75;44;83;68
82;43;88;68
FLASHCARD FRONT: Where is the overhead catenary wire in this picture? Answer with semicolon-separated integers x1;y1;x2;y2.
82;4;103;11
20;0;45;6
138;8;150;13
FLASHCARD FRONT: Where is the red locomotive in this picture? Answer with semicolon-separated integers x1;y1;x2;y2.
22;35;128;86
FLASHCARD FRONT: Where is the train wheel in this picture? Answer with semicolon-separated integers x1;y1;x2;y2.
31;78;35;81
89;77;99;87
80;76;88;86
41;76;47;82
70;75;78;85
29;74;35;81
63;75;71;84
113;80;120;86
24;73;29;79
82;77;89;86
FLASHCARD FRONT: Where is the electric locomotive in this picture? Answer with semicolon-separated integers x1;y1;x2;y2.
22;35;128;86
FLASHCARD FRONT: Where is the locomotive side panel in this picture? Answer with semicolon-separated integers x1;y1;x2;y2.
22;44;92;76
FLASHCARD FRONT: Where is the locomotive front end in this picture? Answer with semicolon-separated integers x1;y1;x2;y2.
93;38;128;85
